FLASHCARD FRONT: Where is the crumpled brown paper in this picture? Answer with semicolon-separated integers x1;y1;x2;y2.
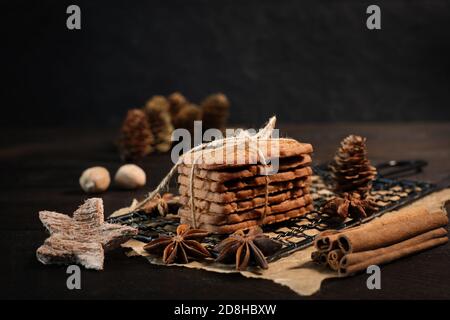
121;189;450;296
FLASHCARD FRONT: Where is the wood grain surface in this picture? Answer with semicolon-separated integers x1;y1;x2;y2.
0;123;449;299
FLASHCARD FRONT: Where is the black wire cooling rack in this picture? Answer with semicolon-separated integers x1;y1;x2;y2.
106;160;439;262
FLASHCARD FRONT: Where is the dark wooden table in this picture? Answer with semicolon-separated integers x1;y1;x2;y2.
1;123;449;300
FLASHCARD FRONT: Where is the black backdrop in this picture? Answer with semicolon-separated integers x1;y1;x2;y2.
3;0;450;127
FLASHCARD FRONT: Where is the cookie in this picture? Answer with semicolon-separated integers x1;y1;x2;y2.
180;139;313;169
179;187;308;213
179;188;308;214
178;179;311;203
178;167;313;192
179;195;313;225
180;204;314;234
177;155;312;182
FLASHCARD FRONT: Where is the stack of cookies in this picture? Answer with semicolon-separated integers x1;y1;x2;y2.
177;139;314;234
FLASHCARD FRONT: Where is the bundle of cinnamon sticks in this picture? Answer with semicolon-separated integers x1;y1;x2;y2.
312;206;448;276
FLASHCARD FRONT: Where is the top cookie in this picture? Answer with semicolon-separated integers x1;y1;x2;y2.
180;138;313;169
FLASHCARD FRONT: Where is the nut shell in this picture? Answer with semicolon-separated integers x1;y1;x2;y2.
114;164;146;189
79;167;111;193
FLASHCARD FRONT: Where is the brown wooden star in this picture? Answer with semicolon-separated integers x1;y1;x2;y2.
36;198;138;270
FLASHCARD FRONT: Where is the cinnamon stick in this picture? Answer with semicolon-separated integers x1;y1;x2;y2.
327;249;344;271
311;250;328;265
337;207;448;253
338;228;448;276
314;230;341;251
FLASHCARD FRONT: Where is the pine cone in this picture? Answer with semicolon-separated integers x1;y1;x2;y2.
201;93;230;133
141;193;181;216
118;109;154;161
321;192;378;220
330;135;377;195
143;96;174;153
168;92;188;118
172;103;202;135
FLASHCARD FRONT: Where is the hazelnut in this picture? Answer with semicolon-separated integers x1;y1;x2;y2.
79;166;111;193
114;164;146;189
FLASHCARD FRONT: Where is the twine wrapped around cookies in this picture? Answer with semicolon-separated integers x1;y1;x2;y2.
186;129;272;228
133;116;289;229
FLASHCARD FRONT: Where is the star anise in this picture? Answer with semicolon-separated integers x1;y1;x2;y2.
214;227;281;270
141;193;182;216
321;192;378;220
143;224;210;264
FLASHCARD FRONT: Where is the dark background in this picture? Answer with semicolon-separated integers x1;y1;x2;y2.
2;0;450;127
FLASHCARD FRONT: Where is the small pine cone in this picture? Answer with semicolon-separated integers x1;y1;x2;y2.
172;103;202;134
329;135;377;195
143;96;174;153
200;93;230;132
118;109;154;161
168;92;188;118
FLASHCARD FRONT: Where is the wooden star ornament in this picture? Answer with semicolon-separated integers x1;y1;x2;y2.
36;198;138;270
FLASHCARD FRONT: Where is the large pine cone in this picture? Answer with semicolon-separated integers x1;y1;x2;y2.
119;109;154;160
200;93;230;133
143;96;174;153
329;135;377;195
